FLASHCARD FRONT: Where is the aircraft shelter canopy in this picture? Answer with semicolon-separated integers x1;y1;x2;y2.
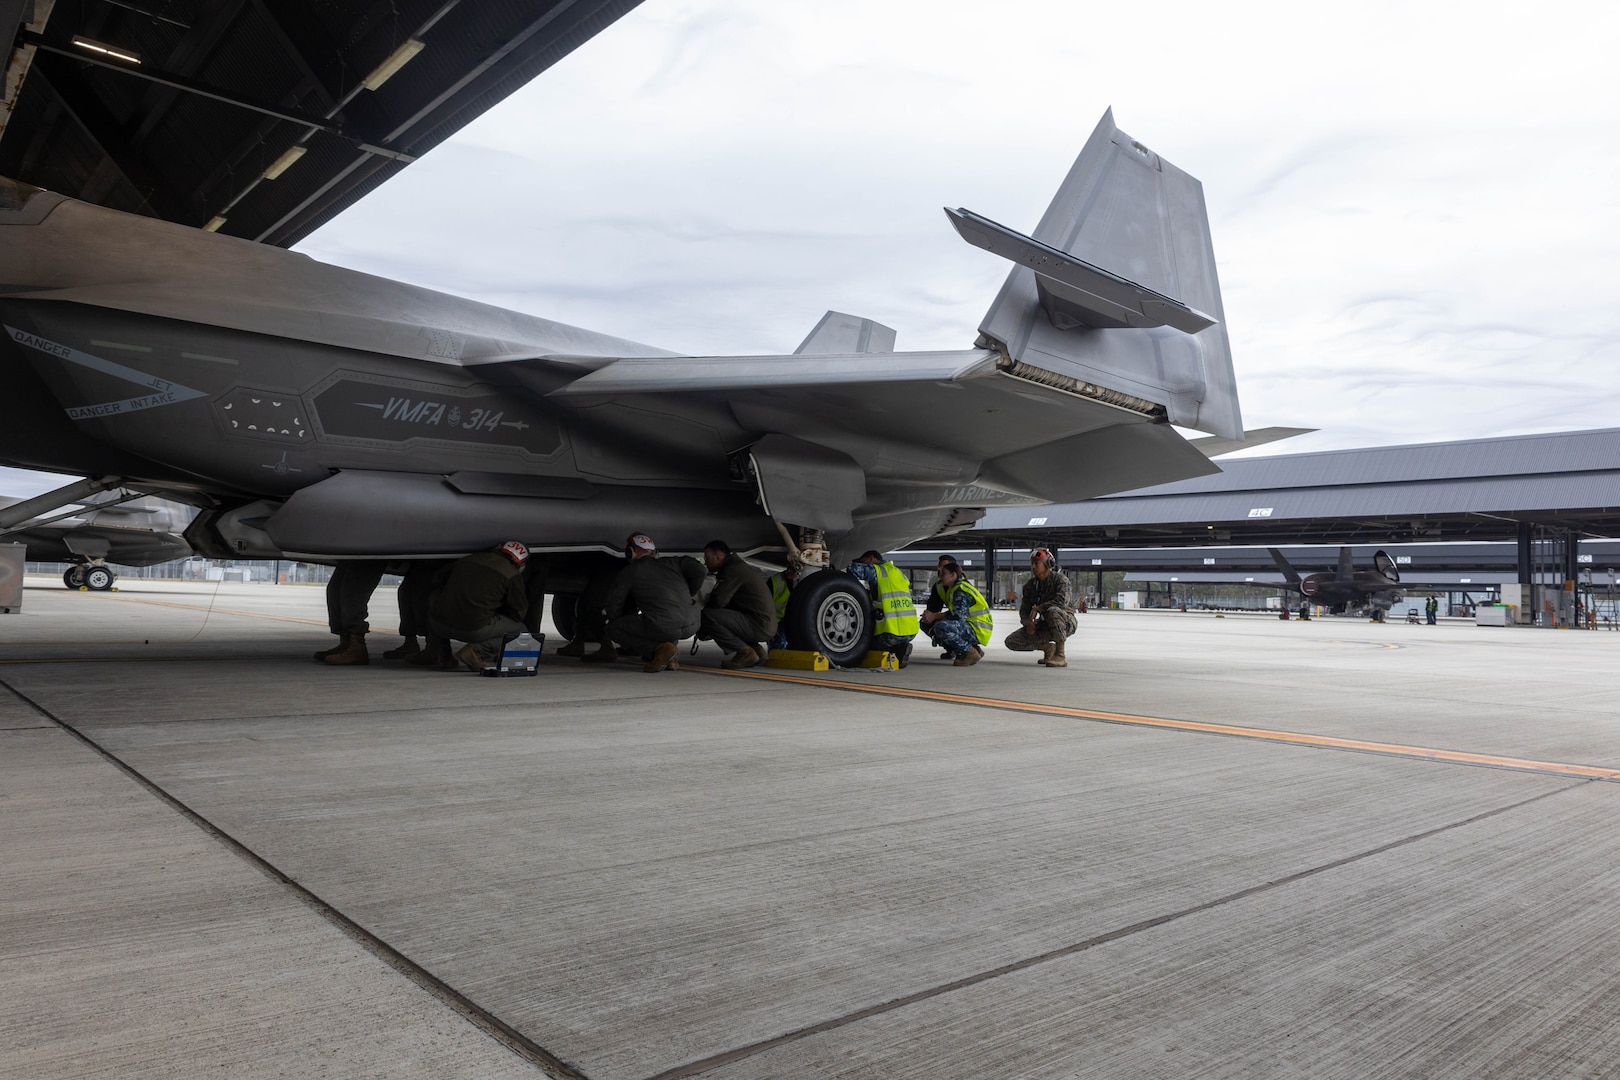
969;427;1620;548
0;0;643;246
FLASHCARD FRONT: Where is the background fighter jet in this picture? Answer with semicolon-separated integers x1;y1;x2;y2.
1270;547;1405;618
0;111;1244;661
0;493;193;590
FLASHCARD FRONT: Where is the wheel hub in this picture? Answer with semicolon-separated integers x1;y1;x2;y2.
817;594;863;650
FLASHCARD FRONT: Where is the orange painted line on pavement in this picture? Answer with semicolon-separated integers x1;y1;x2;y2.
687;666;1620;782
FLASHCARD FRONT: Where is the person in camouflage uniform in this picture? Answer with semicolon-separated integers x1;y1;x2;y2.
1003;548;1077;668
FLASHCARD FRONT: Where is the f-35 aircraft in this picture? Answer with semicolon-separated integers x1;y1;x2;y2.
0;111;1243;661
0;493;194;590
1270;547;1405;618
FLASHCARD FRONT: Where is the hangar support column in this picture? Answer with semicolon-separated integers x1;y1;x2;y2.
1517;521;1533;624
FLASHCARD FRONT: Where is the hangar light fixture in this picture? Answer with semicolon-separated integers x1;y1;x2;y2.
262;145;307;180
362;39;425;90
202;216;227;233
72;36;141;64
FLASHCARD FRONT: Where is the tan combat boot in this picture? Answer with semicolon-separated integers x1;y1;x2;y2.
582;642;619;664
323;634;369;665
1037;640;1057;666
382;635;421;660
722;645;760;670
407;637;450;668
1044;638;1068;668
313;635;348;661
456;642;489;673
953;645;983;667
644;641;679;673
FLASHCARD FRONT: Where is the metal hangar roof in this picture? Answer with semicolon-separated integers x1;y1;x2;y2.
970;427;1620;548
0;0;643;246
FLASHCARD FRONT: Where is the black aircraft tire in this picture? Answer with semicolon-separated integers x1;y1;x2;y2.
550;593;580;641
63;566;85;589
84;566;114;591
784;570;872;667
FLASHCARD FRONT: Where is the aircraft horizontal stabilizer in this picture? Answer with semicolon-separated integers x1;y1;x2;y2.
1187;426;1317;458
945;208;1214;334
550;349;996;396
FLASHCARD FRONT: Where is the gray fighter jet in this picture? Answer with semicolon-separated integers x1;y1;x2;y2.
0;111;1243;661
0;493;193;590
1271;547;1406;619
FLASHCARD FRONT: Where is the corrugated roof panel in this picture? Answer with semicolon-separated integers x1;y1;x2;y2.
1119;427;1620;497
984;471;1620;531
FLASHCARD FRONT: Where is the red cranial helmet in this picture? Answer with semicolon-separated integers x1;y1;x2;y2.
498;540;529;566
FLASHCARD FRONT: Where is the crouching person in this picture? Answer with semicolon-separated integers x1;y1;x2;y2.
597;533;705;672
763;562;800;651
699;540;778;669
847;550;919;667
1003;548;1076;667
425;541;532;672
919;559;992;666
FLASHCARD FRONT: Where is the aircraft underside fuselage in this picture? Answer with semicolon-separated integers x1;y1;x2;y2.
1;300;780;560
1299;584;1403;615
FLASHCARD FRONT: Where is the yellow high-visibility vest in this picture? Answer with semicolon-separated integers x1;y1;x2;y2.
767;573;793;621
872;561;920;637
945;579;993;645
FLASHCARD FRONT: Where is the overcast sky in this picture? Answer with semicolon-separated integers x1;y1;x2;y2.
5;0;1617;497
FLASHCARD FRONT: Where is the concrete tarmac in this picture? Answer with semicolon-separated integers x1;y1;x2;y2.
4;577;1619;1078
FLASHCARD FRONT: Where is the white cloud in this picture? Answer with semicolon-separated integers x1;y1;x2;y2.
298;0;1620;455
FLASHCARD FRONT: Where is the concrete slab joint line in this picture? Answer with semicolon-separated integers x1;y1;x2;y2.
0;674;591;1080
641;781;1584;1080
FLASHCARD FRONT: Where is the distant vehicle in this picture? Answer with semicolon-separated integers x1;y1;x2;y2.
0;495;193;590
1270;547;1404;619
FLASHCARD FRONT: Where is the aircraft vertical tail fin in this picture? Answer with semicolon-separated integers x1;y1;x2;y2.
1269;548;1301;585
946;109;1242;439
794;311;897;355
1337;547;1355;583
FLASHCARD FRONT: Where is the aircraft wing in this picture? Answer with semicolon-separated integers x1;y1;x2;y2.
550;348;1219;507
549;349;998;395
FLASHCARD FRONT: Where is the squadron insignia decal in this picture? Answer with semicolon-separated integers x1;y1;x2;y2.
309;374;563;457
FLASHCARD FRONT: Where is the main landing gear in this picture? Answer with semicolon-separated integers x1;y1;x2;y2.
783;570;872;667
64;563;116;591
768;522;875;666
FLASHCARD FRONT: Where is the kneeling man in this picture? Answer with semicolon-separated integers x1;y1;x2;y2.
1003;548;1076;667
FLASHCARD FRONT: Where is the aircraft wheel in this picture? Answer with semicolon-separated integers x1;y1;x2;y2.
784;570;871;666
84;566;115;591
550;592;580;641
63;566;86;589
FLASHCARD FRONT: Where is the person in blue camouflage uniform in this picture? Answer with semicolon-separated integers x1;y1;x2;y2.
1003;548;1077;667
